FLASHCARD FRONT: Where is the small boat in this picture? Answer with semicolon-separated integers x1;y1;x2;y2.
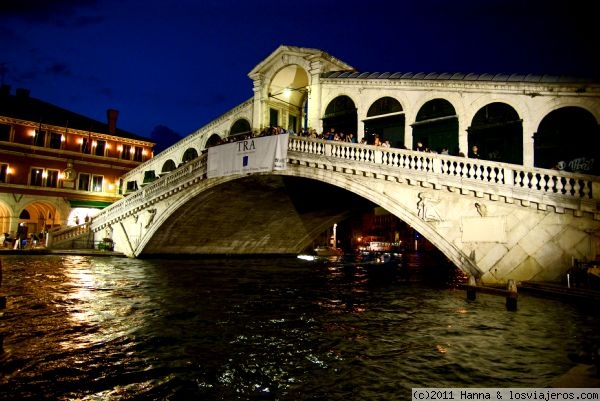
314;245;343;257
360;252;399;267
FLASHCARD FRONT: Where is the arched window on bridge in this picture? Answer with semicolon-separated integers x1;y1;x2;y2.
205;134;222;148
364;97;405;147
181;148;198;166
468;102;523;165
322;95;357;138
161;159;176;176
535;106;599;175
412;99;458;155
229;119;252;141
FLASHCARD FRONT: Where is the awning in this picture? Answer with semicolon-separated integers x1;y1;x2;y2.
69;200;113;209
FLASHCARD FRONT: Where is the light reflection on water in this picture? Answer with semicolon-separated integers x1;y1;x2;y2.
0;255;598;400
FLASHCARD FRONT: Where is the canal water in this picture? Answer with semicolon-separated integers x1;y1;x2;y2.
0;254;598;400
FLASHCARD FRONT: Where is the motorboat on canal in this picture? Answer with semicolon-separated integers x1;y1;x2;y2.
354;251;402;275
313;245;344;257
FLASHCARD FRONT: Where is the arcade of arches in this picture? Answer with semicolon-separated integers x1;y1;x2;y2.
321;95;597;174
157;96;599;176
0;200;66;242
150;59;599;177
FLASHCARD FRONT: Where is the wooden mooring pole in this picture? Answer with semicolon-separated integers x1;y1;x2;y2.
466;276;477;301
505;279;518;311
463;276;518;311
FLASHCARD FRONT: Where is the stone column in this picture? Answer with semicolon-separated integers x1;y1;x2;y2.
250;73;264;132
307;60;323;134
404;108;417;150
521;118;536;168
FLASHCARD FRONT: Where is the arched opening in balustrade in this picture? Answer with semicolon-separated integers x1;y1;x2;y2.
364;96;405;148
205;133;222;148
322;95;357;139
161;159;177;175
268;65;309;132
534;106;599;175
181;148;199;165
229;119;252;140
468;102;523;164
412;99;459;154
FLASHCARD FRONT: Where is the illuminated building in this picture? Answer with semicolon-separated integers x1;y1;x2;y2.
0;85;155;240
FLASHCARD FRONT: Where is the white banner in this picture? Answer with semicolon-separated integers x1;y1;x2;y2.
207;134;288;179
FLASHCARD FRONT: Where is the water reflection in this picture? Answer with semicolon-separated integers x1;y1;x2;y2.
0;255;599;400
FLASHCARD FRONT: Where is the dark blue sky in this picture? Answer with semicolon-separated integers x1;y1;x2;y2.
1;0;596;139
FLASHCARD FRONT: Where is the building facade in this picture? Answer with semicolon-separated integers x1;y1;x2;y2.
0;85;155;244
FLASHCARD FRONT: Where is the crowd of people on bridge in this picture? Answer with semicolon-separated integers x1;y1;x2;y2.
211;125;593;174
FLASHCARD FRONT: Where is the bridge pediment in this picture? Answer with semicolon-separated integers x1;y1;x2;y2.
248;45;354;79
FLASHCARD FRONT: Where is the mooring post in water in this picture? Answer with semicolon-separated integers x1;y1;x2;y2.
466;275;477;300
506;279;518;311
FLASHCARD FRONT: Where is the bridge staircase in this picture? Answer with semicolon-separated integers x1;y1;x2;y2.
46;223;95;250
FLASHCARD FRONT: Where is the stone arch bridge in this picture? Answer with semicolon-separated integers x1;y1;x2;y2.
87;136;600;284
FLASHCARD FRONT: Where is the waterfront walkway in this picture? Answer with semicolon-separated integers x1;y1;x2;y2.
0;247;124;257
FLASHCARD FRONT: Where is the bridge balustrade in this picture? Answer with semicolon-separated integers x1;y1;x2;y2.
91;137;599;235
92;155;208;229
46;222;93;248
288;137;598;205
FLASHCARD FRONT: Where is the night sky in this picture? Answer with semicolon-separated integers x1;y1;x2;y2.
1;0;597;140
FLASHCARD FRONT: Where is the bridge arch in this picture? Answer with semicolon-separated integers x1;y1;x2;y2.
265;64;310;131
181;147;199;164
363;96;405;148
205;133;223;148
257;55;315;102
276;168;482;277
468;102;523;164
413;98;459;155
322;95;358;138
534;106;599;174
161;159;176;175
229;118;252;139
124;164;480;277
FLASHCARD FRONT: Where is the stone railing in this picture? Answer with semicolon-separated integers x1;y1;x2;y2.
119;98;254;186
91;136;600;232
91;154;209;229
46;223;93;248
288;137;599;215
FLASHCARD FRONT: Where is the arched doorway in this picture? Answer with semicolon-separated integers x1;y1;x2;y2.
364;97;405;147
413;99;459;154
535;106;599;174
268;65;309;132
323;95;358;138
468;102;523;164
